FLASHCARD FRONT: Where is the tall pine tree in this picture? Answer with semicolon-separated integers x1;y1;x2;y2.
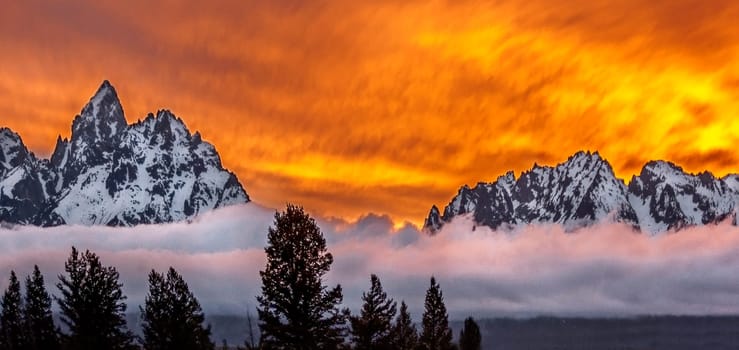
419;277;453;350
257;204;348;350
56;247;134;350
390;301;418;350
0;271;25;350
458;317;481;350
141;267;214;350
23;265;60;350
350;274;396;350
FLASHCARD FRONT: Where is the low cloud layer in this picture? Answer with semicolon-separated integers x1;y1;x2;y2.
1;203;739;320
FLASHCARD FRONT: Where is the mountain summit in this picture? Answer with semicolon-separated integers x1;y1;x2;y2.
424;151;739;234
0;81;249;226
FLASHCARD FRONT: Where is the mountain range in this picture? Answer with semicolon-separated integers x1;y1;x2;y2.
3;81;737;233
424;151;739;234
0;81;249;226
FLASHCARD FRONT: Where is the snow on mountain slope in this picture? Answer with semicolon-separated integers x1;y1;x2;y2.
426;152;738;234
0;80;249;226
628;161;737;234
0;128;30;176
0;129;56;224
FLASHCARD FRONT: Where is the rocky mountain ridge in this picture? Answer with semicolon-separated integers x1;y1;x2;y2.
424;151;739;234
0;81;249;226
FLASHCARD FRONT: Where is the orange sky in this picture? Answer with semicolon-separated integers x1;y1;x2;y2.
1;0;739;227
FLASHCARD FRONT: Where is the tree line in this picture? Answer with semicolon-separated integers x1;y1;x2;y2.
0;204;482;350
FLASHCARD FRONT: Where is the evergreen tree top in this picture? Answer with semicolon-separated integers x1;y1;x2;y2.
56;246;134;350
1;270;23;315
351;274;397;349
141;266;213;350
391;301;419;350
1;270;25;350
420;276;453;350
24;265;61;350
257;204;348;350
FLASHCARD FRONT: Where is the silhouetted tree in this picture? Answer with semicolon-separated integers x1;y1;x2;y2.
23;266;60;350
141;267;214;350
390;301;418;350
350;274;396;349
1;271;25;350
459;317;481;350
257;204;348;349
419;277;453;350
56;247;135;350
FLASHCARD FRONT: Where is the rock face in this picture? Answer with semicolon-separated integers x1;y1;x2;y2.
628;161;738;233
425;151;739;234
0;128;56;224
0;81;249;226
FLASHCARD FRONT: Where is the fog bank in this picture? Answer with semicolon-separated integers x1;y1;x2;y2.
2;203;739;319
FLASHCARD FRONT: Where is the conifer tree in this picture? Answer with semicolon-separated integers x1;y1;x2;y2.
23;265;60;350
56;247;134;350
390;301;418;350
350;274;397;349
1;271;25;350
458;317;481;350
419;277;453;350
141;267;214;350
257;204;348;349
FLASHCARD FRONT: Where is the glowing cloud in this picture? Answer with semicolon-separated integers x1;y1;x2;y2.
1;204;739;319
1;1;738;225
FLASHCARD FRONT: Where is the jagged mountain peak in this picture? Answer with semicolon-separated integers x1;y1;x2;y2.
71;80;127;145
640;160;684;177
0;127;23;147
0;127;31;172
638;160;720;188
569;149;602;160
498;170;516;182
523;150;611;177
427;150;630;234
0;127;17;137
134;110;189;132
563;150;611;171
424;205;442;232
627;158;737;233
152;109;190;137
632;160;719;194
0;80;249;227
514;150;634;228
425;151;738;234
49;134;70;169
126;110;207;159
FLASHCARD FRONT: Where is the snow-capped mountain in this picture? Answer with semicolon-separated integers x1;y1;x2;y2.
424;151;738;234
0;80;249;226
628;161;738;233
0;128;56;224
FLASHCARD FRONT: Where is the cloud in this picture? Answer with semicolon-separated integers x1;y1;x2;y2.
2;0;739;226
2;204;739;320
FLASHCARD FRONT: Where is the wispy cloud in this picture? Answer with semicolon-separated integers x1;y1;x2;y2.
2;1;739;225
1;204;739;319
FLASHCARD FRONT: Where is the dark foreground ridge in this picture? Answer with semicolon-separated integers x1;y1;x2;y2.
126;314;739;349
0;80;249;226
460;316;739;350
425;151;739;234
